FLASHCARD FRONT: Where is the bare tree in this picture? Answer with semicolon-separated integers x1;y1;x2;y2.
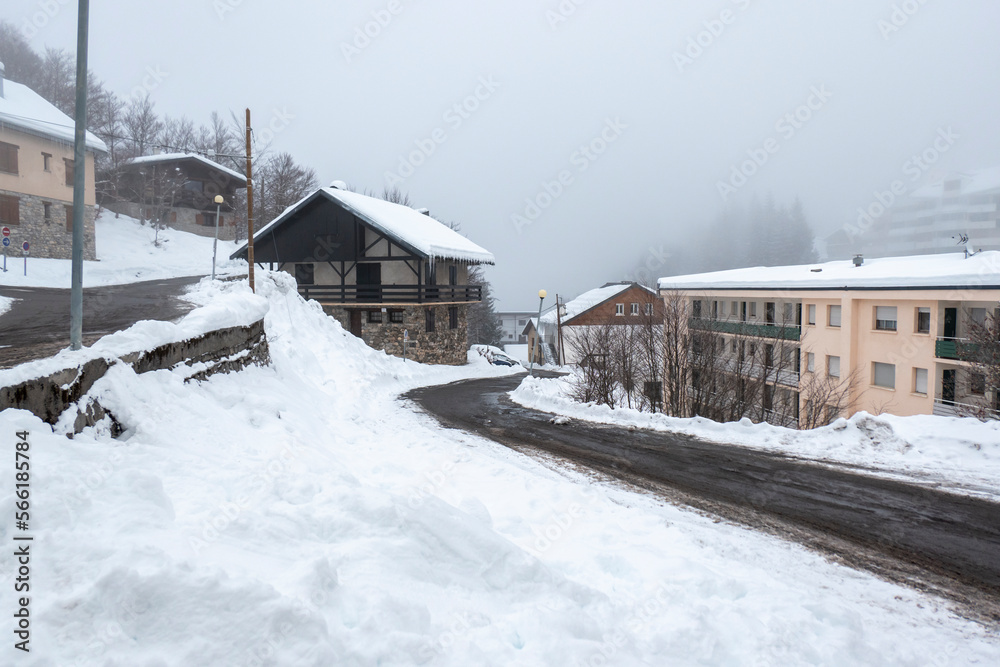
122;95;163;157
799;367;860;429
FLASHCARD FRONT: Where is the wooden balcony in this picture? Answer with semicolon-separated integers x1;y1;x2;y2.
298;284;482;305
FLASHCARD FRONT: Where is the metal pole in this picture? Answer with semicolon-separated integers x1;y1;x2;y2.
212;199;221;280
245;109;255;292
69;0;90;350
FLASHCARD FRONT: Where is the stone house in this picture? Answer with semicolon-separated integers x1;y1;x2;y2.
230;184;494;365
0;62;107;260
107;153;247;240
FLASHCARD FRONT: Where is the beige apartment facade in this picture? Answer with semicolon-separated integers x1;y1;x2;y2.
660;253;1000;425
0;66;107;260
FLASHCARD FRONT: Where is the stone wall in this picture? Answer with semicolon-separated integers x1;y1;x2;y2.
0;189;96;260
0;319;269;434
323;303;469;365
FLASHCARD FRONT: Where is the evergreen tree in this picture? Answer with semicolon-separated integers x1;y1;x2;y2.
467;266;503;347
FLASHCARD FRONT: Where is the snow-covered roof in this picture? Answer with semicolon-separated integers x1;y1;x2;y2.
0;78;107;152
127;153;247;184
910;166;1000;199
540;283;654;325
658;252;1000;291
242;187;494;264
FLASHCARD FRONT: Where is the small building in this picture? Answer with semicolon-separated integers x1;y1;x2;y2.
659;252;1000;424
107;152;247;240
230;184;494;365
0;62;107;259
540;282;663;366
498;311;536;344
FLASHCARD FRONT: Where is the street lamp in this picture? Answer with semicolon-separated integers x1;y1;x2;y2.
530;289;547;376
212;194;224;280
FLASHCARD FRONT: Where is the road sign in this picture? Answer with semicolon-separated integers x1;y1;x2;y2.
404;329;409;340
22;242;29;252
1;237;9;247
1;226;9;237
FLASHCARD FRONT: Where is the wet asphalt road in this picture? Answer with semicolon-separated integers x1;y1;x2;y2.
0;276;200;368
408;373;1000;615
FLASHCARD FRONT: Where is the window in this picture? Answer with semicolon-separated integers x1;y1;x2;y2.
873;362;895;389
807;352;815;373
874;306;897;331
970;372;986;396
692;300;701;318
518;319;527;326
389;310;404;324
0;195;19;226
731;301;738;318
43;202;51;222
827;355;841;378
711;301;719;320
184;180;204;193
807;304;816;325
631;303;639;316
828;305;842;328
0;142;18;174
294;263;315;285
749;302;757;318
64;205;74;232
765;302;775;324
970;308;987;327
368;310;383;324
916;307;931;334
198;212;216;227
64;158;74;186
731;339;738;354
783;303;794;323
42;152;52;171
449;306;458;330
449;265;458;285
914;368;928;395
425;308;435;332
616;303;624;316
645;303;653;316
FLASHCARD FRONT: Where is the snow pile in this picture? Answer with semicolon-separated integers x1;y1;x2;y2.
0;211;245;289
0;295;12;317
2;273;998;665
511;373;1000;499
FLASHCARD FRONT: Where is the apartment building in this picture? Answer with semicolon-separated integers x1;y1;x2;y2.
0;63;107;260
659;252;1000;424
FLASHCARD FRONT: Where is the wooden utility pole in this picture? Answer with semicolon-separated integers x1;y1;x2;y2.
245;108;255;292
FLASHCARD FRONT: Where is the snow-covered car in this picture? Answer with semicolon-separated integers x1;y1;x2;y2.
490;353;520;367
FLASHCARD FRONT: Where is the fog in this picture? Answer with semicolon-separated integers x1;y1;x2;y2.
12;0;1000;309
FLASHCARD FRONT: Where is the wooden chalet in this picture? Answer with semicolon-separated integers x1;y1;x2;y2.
231;184;495;364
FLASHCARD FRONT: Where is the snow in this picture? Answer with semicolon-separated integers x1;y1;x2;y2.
658;251;1000;291
127;153;248;184
0;211;245;289
241;188;495;265
511;373;1000;501
541;283;651;326
1;272;998;664
0;295;12;317
0;78;107;152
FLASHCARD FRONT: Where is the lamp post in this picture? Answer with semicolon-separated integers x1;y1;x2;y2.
530;289;547;376
211;195;223;280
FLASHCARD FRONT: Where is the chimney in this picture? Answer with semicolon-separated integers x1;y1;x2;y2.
853;254;864;267
0;62;5;98
416;208;431;216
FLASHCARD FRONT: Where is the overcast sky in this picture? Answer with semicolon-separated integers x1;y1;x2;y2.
11;0;1000;309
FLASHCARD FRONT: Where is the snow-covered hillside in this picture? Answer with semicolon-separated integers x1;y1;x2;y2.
1;274;998;665
0;211;245;288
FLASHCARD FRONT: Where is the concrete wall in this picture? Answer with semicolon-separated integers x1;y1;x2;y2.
0;319;269;433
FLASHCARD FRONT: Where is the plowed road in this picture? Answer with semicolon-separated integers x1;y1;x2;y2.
409;373;1000;621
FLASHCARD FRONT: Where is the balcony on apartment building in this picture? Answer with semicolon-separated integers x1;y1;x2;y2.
688;317;802;342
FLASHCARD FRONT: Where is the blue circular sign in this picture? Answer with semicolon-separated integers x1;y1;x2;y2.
22;242;29;252
1;237;9;247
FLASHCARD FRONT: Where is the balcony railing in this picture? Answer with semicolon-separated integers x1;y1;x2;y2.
933;398;998;420
935;337;979;360
689;317;801;341
298;284;482;304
